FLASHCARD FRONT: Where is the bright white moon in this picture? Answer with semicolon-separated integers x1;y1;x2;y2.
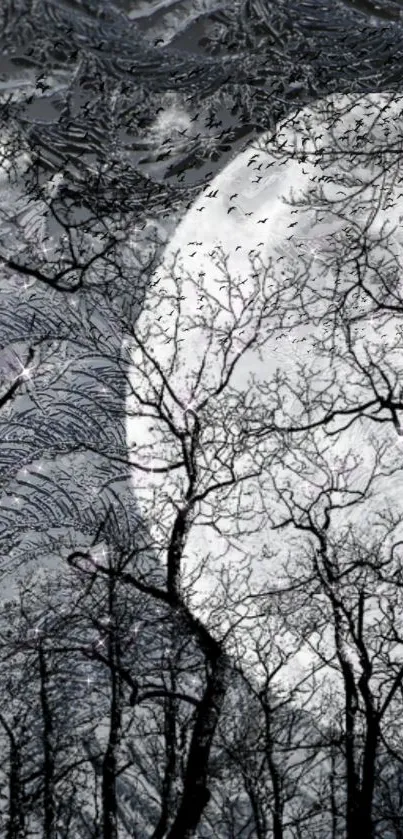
127;92;403;636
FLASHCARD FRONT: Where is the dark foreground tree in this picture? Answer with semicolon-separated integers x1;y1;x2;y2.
2;3;403;838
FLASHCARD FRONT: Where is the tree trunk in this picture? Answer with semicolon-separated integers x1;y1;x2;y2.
329;741;339;839
357;710;379;839
166;651;230;839
264;706;284;839
6;740;24;839
102;595;123;839
332;607;360;839
39;644;56;839
152;688;178;839
102;733;119;839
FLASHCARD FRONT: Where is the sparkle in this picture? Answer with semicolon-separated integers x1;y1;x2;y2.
286;331;297;346
92;545;108;564
19;365;32;381
183;399;197;415
308;245;320;261
365;310;378;329
40;240;53;260
22;278;36;291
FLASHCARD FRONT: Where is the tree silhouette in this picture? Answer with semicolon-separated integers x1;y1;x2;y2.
2;2;403;838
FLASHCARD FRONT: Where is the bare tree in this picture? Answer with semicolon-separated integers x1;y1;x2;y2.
2;4;403;838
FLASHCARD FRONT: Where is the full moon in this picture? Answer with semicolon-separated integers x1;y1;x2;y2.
127;92;403;629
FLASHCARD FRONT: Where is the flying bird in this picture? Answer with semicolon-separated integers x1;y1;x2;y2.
230;193;238;200
227;206;236;214
257;218;269;224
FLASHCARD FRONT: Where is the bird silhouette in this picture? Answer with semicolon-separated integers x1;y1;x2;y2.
227;206;236;214
257;218;269;224
230;193;238;200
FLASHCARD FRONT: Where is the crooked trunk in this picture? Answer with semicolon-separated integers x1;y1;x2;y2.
166;651;230;839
